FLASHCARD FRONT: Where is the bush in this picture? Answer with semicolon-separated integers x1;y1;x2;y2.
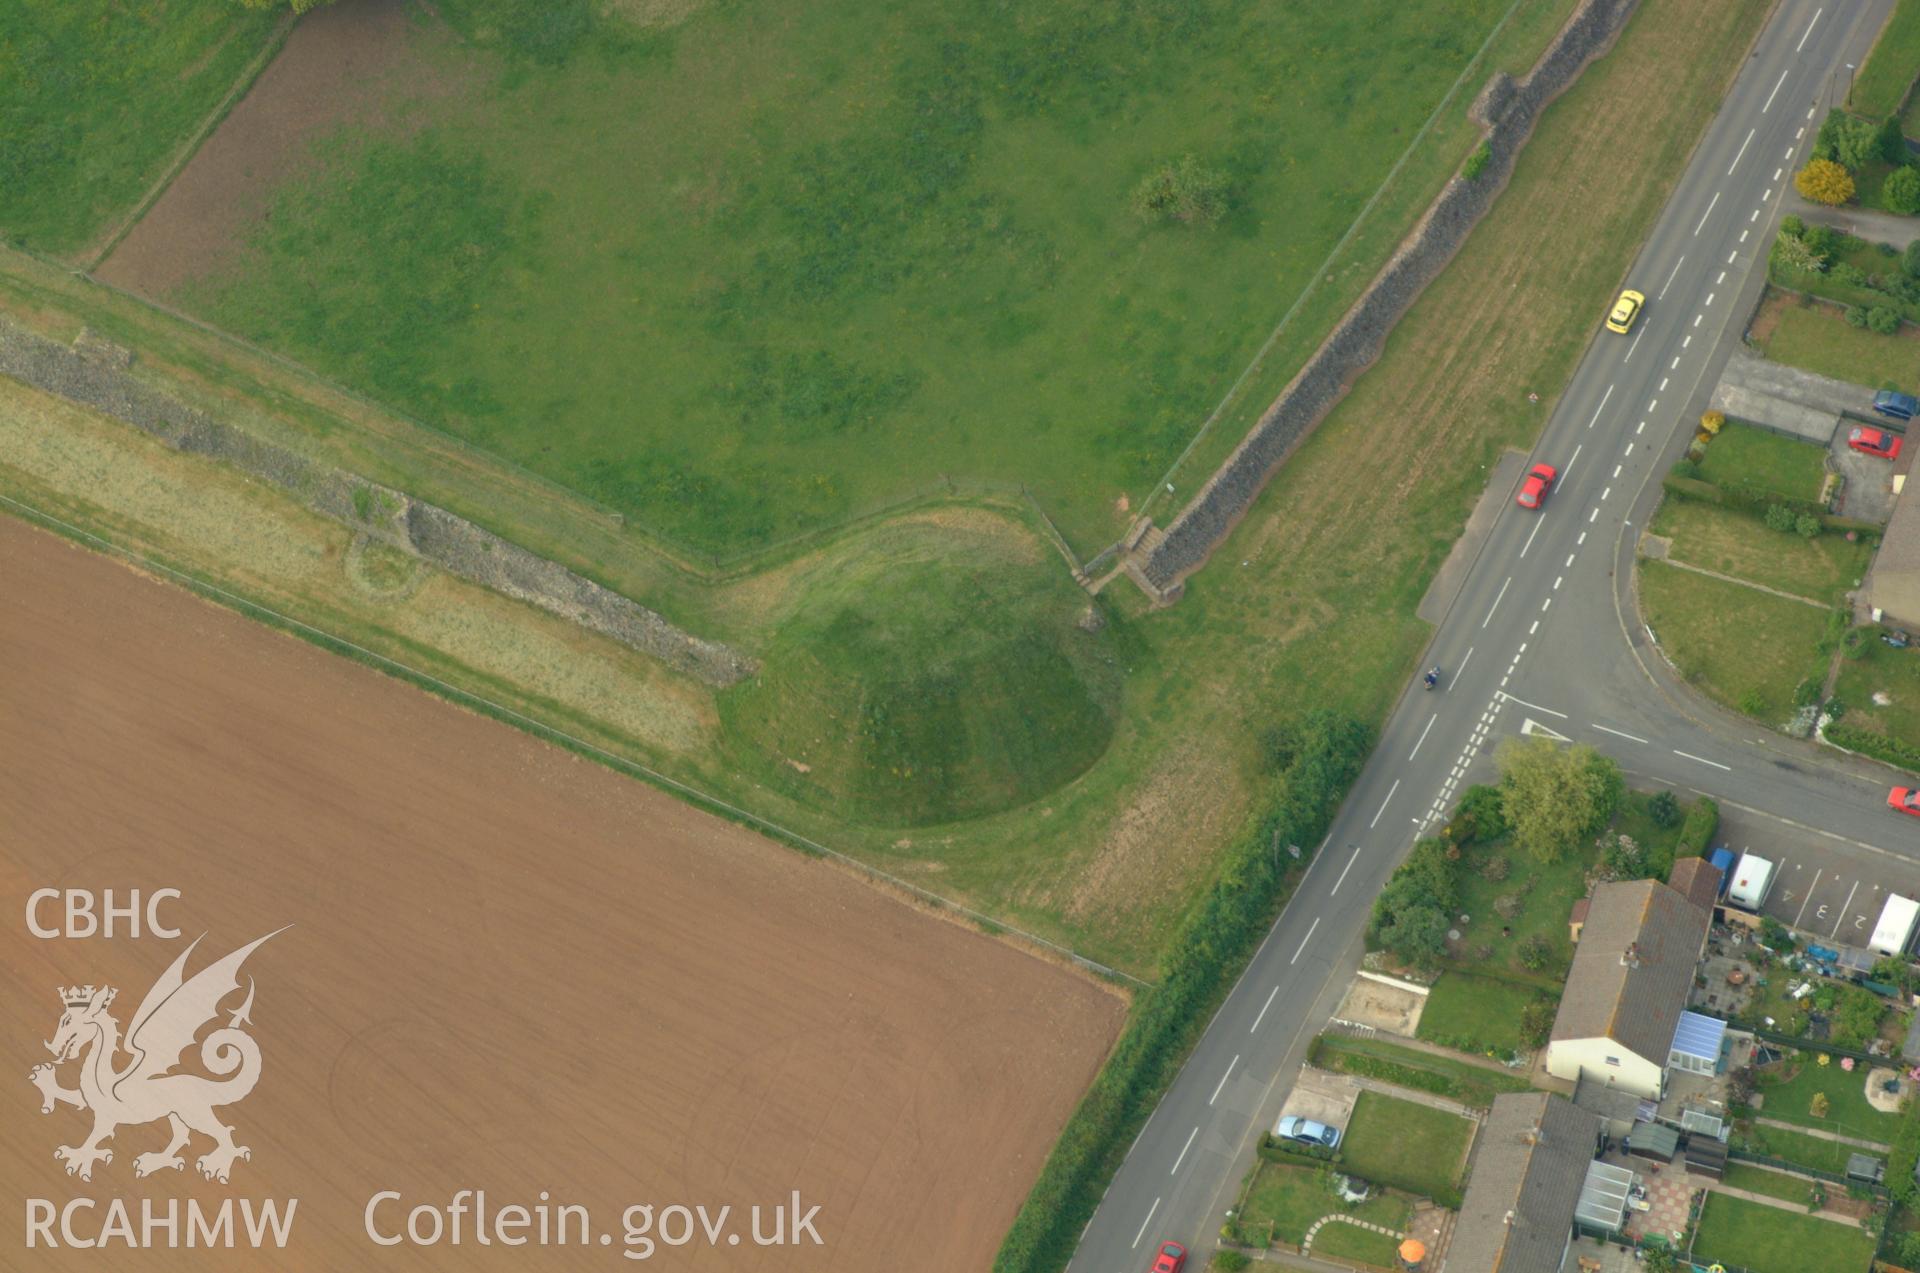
1212;1252;1250;1272
1479;854;1511;882
1370;838;1459;969
1903;238;1920;278
1826;721;1920;770
1795;511;1823;538
1451;783;1508;845
1670;458;1701;480
1812;1091;1832;1119
1843;626;1874;660
1462;140;1491;181
1832;261;1870;288
1765;502;1798;532
1648;790;1681;827
1831;985;1888;1050
1870;306;1903;334
1701;409;1726;434
1847;303;1870;328
1887;165;1920;215
1519;997;1556;1047
1518;934;1553;972
993;713;1370;1273
1761;916;1797;953
1782;213;1806;238
1131;156;1230;227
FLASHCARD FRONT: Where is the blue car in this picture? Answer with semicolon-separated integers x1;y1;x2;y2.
1873;389;1917;421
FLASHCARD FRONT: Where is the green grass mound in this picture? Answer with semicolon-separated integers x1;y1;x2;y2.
721;541;1123;827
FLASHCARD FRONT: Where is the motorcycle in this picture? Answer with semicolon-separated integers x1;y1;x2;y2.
1423;667;1440;691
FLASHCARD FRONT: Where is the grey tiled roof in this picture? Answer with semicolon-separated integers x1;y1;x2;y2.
1550;880;1710;1065
1445;1093;1602;1273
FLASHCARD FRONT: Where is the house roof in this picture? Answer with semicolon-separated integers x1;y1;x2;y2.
1550;880;1711;1065
1446;1093;1602;1273
1666;856;1723;913
1867;483;1920;628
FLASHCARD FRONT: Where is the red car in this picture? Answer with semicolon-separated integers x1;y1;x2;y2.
1516;463;1558;510
1150;1240;1187;1273
1892;787;1920;818
1850;426;1903;461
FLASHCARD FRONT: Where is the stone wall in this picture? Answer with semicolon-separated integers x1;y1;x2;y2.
0;316;756;687
1136;0;1641;597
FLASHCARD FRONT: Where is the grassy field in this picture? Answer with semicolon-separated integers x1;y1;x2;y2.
1856;0;1920;121
1834;636;1920;754
1417;971;1552;1057
0;1;282;256
181;0;1567;561
1339;1092;1474;1200
1691;1192;1878;1273
1237;1161;1410;1247
1651;501;1874;603
1310;1034;1534;1109
1640;560;1837;725
1757;1058;1906;1142
1758;291;1920;390
0;0;1773;982
1721;1162;1823;1207
1694;423;1830;504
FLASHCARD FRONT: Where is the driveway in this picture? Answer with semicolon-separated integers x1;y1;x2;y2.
1783;187;1920;250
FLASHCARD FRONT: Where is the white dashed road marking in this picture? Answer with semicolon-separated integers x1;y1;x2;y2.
1209;1057;1237;1106
1673;750;1732;772
1370;778;1401;828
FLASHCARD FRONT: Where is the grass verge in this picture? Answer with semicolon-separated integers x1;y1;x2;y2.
1310;1034;1534;1109
1855;0;1920;121
1757;290;1920;390
1640;559;1838;725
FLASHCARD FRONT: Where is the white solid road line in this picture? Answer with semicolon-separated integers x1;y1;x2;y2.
1764;66;1791;112
1171;1126;1198;1175
1566;442;1583;470
1592;722;1650;744
1658;258;1685;299
1624;327;1646;361
1673;749;1732;771
1209;1056;1238;1106
1793;869;1823;929
1520;516;1545;558
1291;917;1322;965
1132;1198;1160;1249
1795;8;1822;54
1251;983;1280;1033
1450;645;1474;687
1694;190;1720;235
1498;692;1568;718
1483;576;1512;628
1370;778;1401;828
1586;386;1613;426
1727;127;1754;176
1410;713;1438;759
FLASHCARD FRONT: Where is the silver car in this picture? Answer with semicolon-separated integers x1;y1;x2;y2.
1274;1115;1341;1150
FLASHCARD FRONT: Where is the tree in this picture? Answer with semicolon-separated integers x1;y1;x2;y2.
1903;238;1920;278
1770;228;1827;275
1870;306;1902;335
1796;158;1856;206
1765;502;1797;532
1815;110;1884;170
1648;790;1681;827
1881;114;1910;164
1886;165;1920;215
1131;156;1230;227
1495;737;1624;863
1369;876;1450;967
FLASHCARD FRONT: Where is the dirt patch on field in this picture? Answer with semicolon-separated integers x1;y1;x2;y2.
96;0;473;298
0;516;1123;1270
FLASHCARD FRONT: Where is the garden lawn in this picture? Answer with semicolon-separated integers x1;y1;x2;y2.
1756;1058;1904;1142
0;1;282;256
1690;1192;1877;1273
1720;1163;1822;1207
188;0;1556;560
1238;1161;1411;1246
1339;1092;1475;1201
1856;0;1920;120
1834;638;1920;756
1694;422;1830;504
1736;1122;1869;1176
1760;291;1920;390
1639;560;1837;724
1417;971;1553;1056
1312;1222;1405;1266
1650;500;1875;603
1311;1034;1534;1109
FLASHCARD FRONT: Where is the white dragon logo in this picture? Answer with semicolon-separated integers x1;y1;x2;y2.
28;929;284;1184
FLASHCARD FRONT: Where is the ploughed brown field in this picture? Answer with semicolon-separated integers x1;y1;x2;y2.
0;516;1122;1270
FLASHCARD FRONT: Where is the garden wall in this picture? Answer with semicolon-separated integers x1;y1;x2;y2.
0;316;756;686
1134;0;1642;598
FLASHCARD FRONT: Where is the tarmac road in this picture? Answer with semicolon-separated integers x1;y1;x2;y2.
1068;2;1904;1268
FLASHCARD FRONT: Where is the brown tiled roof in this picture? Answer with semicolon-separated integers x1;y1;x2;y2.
1549;880;1710;1064
1666;856;1723;913
1445;1093;1601;1273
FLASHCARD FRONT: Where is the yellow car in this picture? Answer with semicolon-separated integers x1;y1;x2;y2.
1606;289;1645;334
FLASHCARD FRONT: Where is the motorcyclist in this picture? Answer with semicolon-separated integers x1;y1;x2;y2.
1423;666;1440;690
